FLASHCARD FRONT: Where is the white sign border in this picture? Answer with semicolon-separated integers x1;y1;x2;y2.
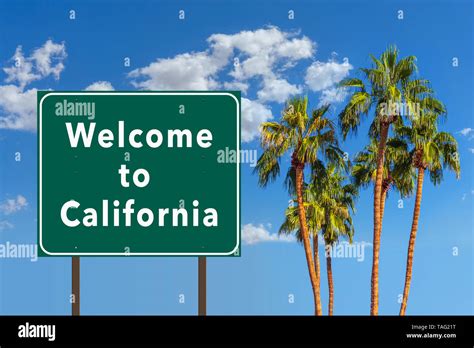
39;92;240;256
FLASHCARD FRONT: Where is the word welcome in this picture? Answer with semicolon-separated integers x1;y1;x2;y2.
66;121;213;149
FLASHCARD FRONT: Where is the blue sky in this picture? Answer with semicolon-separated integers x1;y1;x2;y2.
0;0;472;315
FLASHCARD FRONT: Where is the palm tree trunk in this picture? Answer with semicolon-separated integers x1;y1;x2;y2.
295;165;322;315
370;122;389;315
399;168;425;315
312;234;322;314
377;186;389;244
326;250;334;315
198;257;206;316
72;257;80;316
380;187;388;225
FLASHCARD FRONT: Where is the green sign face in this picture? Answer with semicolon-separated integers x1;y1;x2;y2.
38;91;240;256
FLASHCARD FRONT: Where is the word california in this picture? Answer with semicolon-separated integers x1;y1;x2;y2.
61;199;218;228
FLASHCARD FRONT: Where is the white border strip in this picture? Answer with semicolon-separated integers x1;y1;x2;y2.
39;92;240;256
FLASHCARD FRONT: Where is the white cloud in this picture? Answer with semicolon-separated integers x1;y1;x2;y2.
30;40;67;80
223;81;249;94
129;51;225;90
128;27;315;142
85;81;115;91
3;47;39;89
469;148;474;154
241;98;273;142
214;27;314;81
305;58;352;92
212;28;312;103
459;128;473;136
0;195;28;215
257;77;301;103
210;27;314;60
318;87;349;107
458;128;474;139
3;40;66;89
0;220;13;231
129;27;314;103
242;223;295;245
0;85;37;131
0;40;66;131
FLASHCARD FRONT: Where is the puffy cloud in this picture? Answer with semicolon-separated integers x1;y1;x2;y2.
129;51;225;90
0;85;37;131
468;148;474;154
257;77;301;103
0;40;66;131
129;27;314;99
0;195;28;215
212;27;314;80
212;28;312;102
223;81;249;94
3;40;66;89
318;87;349;107
305;58;352;92
242;223;295;245
30;40;67;80
241;98;273;142
85;81;115;91
210;27;313;60
3;47;39;89
128;27;315;142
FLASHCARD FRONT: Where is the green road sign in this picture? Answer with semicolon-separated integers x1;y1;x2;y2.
38;91;240;256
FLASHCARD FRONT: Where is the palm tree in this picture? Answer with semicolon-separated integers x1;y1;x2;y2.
279;184;324;314
313;164;357;315
397;106;460;315
352;137;415;229
338;46;427;314
255;97;344;315
280;163;357;315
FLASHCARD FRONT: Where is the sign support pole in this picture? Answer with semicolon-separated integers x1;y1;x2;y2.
198;256;206;316
72;256;80;316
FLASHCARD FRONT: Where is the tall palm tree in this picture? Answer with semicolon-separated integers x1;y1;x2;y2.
279;183;324;313
397;107;460;315
313;164;357;315
352;137;415;229
338;46;427;314
280;163;357;315
255;97;344;315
